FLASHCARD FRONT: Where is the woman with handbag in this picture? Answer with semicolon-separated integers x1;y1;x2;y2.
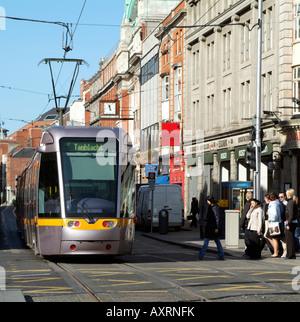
285;189;298;259
246;199;263;259
266;193;281;258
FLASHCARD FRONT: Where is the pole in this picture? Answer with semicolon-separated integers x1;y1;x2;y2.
151;189;154;233
0;116;3;140
255;0;263;201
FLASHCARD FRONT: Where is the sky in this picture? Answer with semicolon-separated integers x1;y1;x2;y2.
0;0;125;135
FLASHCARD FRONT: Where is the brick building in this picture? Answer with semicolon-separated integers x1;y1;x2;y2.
0;110;57;204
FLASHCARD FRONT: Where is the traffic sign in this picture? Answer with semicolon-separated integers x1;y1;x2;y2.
145;164;158;178
148;172;156;191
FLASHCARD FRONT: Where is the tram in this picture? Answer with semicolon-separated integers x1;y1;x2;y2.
16;126;136;256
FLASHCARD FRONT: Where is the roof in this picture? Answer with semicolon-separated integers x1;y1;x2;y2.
35;107;69;122
11;147;35;159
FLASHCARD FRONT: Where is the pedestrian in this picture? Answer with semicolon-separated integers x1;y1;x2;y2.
285;188;298;259
240;191;253;257
278;192;287;258
266;193;281;257
263;194;270;239
190;196;199;228
198;195;224;260
246;198;263;259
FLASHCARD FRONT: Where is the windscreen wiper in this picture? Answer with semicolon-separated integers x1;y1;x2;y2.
80;199;96;224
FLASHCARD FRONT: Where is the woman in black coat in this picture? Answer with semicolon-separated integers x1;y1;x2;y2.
285;189;298;259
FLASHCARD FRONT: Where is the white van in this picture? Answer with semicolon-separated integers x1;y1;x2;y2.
136;184;184;231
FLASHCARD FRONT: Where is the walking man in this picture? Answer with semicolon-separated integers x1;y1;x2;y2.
198;195;224;260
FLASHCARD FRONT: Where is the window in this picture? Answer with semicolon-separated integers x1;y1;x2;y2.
223;32;231;71
241;80;251;120
223;88;231;127
207;95;214;131
162;76;169;101
60;138;118;218
174;67;182;122
241;20;251;62
262;72;273;111
38;153;60;217
176;29;183;56
263;7;274;52
207;41;214;78
293;67;300;113
295;4;300;40
141;54;158;86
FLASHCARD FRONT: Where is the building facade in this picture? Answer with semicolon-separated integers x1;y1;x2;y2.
78;0;300;214
184;0;297;210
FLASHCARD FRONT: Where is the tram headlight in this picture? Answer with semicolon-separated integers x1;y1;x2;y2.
67;221;81;228
102;221;115;228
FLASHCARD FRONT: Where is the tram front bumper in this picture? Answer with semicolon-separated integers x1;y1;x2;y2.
60;240;122;255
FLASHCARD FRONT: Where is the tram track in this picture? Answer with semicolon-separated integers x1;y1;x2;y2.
51;258;207;302
122;261;208;302
54;262;102;302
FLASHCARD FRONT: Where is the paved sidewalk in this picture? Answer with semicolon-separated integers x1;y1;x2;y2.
141;225;266;258
0;290;26;302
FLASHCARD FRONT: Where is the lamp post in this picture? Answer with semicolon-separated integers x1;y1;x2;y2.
254;0;263;201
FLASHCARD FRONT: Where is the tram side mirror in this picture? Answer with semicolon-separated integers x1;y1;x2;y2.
36;145;47;153
36;131;55;153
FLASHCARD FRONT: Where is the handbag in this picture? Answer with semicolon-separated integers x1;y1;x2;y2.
269;222;281;236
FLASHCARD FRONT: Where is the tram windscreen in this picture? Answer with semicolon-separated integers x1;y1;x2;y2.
60;138;118;218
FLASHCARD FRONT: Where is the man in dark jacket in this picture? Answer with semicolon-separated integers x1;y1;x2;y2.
190;196;199;228
198;195;224;260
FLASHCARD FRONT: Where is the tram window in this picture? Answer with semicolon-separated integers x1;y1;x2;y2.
120;163;135;218
60;138;118;218
38;153;60;218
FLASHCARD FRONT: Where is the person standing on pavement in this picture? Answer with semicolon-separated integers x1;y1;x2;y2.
240;191;253;257
190;196;199;228
285;189;298;259
246;199;263;259
278;192;287;258
266;193;281;258
198;195;224;260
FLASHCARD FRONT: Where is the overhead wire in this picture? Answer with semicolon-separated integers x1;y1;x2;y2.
37;0;88;119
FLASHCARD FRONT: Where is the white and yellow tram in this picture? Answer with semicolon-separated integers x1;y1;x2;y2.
16;126;136;256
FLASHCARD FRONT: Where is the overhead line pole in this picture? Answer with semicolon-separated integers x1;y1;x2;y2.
254;0;263;201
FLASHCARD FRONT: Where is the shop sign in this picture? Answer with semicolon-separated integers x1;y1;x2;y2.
217;149;230;162
161;122;180;146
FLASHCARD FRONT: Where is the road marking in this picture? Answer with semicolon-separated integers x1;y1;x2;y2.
250;271;289;276
101;279;152;287
9;276;61;283
117;290;168;293
89;272;134;277
10;273;51;278
6;285;73;294
200;284;273;292
176;275;231;281
6;269;51;273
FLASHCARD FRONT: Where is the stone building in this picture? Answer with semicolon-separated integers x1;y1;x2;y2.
184;0;297;207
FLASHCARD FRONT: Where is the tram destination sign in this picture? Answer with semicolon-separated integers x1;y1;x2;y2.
62;141;104;152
